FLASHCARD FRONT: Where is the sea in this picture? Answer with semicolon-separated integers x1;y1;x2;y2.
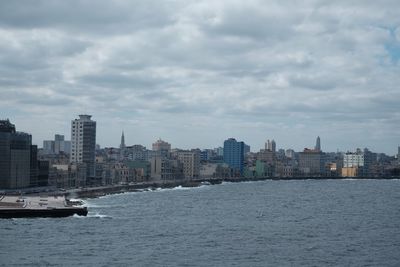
1;179;400;266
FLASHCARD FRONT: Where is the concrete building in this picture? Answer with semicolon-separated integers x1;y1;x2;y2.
199;163;220;178
150;157;183;181
342;148;376;177
176;150;200;179
70;115;96;181
315;136;321;151
343;152;364;168
342;167;358;177
49;164;70;188
244;144;251;154
255;160;274;177
125;160;151;181
200;149;215;161
223;138;245;175
152;139;171;158
43;134;71;155
0;119;33;189
214;147;224;157
285;149;295;159
298;149;324;176
397;146;400;163
265;139;276;152
126;145;148;161
258;149;276;165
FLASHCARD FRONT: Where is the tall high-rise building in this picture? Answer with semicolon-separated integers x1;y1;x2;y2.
70;115;96;179
223;138;245;175
315;136;321;151
0;119;33;189
265;139;276;152
398;146;400;161
177;150;200;179
43;134;71;154
271;140;276;152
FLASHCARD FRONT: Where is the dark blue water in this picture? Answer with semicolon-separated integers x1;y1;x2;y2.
1;180;400;266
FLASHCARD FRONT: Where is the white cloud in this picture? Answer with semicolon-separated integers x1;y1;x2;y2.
0;0;399;154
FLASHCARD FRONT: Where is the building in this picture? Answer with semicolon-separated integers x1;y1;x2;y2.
43;134;71;155
244;144;251;154
152;138;171;158
152;138;171;152
285;149;295;159
0;120;47;189
315;136;321;151
265;139;276;152
343;152;364;168
342;167;358;177
125;160;151;181
0;119;33;189
342;148;376;177
199;163;220;178
70;115;96;181
397;146;400;163
126;145;148;161
298;148;324;176
258;149;276;164
119;131;126;160
255;160;274;177
120;131;126;150
223;138;245;175
200;149;215;161
37;161;49;187
214;147;224;157
176;150;200;179
150;157;183;181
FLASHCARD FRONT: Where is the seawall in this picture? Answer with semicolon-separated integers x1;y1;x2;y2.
69;176;398;199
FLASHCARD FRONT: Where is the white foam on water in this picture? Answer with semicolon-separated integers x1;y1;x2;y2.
73;212;111;219
170;185;191;190
87;212;111;218
83;202;110;208
68;198;82;202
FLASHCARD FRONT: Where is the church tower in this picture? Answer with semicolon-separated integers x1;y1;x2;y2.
120;131;126;149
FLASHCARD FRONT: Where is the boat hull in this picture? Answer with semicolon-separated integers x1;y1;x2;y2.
0;207;88;218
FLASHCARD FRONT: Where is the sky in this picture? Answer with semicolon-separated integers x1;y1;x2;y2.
0;1;399;154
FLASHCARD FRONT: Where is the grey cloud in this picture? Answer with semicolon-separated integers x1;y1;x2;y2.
0;0;399;153
0;1;176;34
78;71;169;90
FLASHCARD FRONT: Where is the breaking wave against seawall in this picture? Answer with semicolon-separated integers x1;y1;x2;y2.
2;179;400;266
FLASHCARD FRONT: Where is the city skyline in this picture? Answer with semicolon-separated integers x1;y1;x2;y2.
0;1;399;154
2;115;399;156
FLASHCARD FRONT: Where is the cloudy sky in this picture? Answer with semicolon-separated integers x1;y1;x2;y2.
1;1;399;154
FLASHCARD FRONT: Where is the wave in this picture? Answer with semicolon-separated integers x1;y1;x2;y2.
73;212;111;219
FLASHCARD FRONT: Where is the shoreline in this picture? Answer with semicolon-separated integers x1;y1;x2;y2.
67;176;400;199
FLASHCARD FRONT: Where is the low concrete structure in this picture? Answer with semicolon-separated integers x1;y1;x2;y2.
0;195;87;218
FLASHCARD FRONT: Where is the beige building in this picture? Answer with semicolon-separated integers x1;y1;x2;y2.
150;157;183;181
342;167;358;177
258;149;276;164
176;150;200;179
152;139;171;152
70;115;96;179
